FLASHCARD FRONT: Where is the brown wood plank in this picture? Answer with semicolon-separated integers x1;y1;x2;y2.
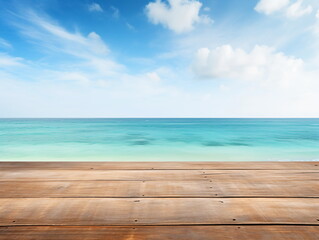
0;161;318;170
0;198;318;226
0;169;318;181
0;162;318;239
1;226;318;240
0;179;318;198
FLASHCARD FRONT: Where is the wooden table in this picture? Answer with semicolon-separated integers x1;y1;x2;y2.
0;161;318;239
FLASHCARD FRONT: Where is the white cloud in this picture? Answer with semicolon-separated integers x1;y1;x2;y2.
12;10;122;77
145;0;212;33
87;32;108;55
0;53;24;67
3;3;319;118
192;45;304;86
0;65;185;117
286;0;313;18
88;3;103;12
2;59;319;117
255;0;290;15
189;43;319;117
0;9;188;117
255;0;313;18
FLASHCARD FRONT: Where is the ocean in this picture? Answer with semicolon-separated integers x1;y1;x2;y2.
1;118;319;161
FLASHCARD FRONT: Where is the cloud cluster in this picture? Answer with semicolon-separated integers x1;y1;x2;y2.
286;0;313;18
2;1;319;117
11;10;123;78
0;9;184;117
255;0;290;15
255;0;313;18
0;62;185;117
145;0;212;33
192;45;304;86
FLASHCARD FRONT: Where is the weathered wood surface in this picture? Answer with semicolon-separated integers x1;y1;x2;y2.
1;169;318;181
0;198;318;225
0;161;318;239
0;226;318;240
0;180;318;198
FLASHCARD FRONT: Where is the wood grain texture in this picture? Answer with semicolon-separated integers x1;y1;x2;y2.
0;161;318;239
1;226;319;240
0;161;318;170
0;198;318;226
0;169;318;181
0;180;318;198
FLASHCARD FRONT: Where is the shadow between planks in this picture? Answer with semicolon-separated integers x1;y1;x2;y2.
0;226;319;240
0;161;318;239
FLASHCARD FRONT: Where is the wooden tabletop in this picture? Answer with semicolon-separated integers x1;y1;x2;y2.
0;161;318;239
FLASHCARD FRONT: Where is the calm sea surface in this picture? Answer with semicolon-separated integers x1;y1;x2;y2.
1;118;319;161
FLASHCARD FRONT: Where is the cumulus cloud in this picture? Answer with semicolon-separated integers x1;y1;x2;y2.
286;0;313;18
3;2;319;118
192;45;304;86
255;0;313;18
145;0;212;33
190;43;319;117
255;0;290;15
88;3;103;12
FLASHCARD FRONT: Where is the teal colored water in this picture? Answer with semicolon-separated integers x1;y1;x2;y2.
1;118;319;161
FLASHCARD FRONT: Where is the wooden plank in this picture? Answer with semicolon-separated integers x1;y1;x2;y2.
0;179;318;198
1;226;319;240
0;162;318;239
0;161;318;170
0;198;318;226
0;169;204;181
0;169;318;181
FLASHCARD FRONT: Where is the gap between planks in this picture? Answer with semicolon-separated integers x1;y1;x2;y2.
1;226;319;240
0;161;318;170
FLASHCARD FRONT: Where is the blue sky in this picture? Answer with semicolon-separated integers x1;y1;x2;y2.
0;0;319;117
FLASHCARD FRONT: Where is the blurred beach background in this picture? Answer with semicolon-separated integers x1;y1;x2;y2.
1;118;319;161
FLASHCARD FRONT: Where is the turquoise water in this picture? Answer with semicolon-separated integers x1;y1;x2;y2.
1;118;319;161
